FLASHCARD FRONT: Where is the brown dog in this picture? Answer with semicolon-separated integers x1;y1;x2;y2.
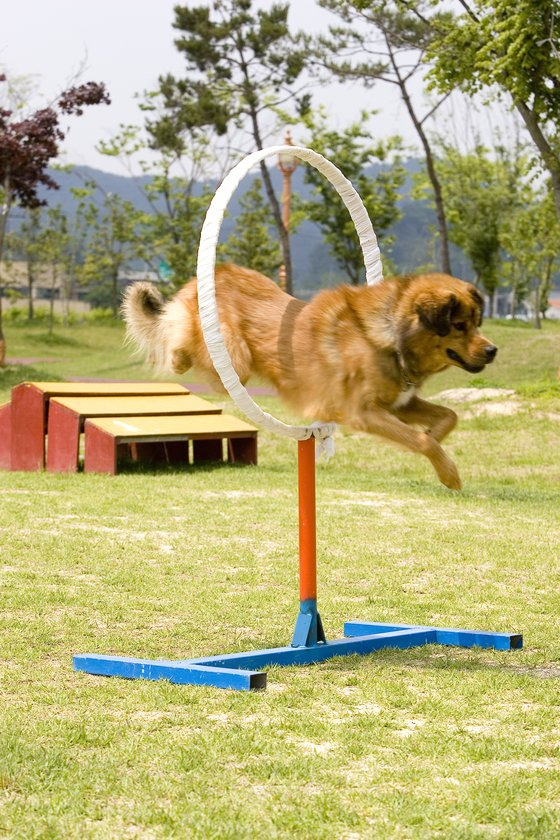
123;263;497;489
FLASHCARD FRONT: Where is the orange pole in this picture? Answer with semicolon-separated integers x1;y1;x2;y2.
298;437;317;602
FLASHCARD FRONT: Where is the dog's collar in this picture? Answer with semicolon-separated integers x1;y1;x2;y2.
396;350;419;390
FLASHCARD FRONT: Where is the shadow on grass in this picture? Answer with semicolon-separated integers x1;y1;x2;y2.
298;647;556;679
0;364;61;392
111;459;256;476
26;332;82;347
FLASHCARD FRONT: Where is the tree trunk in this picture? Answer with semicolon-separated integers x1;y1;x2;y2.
48;264;56;336
112;269;119;316
385;39;452;275
27;265;35;321
0;173;12;363
533;283;541;330
514;99;560;224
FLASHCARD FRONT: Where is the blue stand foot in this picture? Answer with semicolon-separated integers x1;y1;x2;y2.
73;619;522;692
291;599;326;647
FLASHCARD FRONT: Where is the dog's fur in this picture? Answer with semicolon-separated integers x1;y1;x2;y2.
123;263;497;489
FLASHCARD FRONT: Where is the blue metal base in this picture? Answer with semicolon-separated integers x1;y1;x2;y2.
74;620;522;691
291;598;326;647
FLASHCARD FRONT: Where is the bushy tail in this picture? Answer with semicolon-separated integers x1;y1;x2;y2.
121;282;168;369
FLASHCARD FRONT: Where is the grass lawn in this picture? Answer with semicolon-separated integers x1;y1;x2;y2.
1;317;560;838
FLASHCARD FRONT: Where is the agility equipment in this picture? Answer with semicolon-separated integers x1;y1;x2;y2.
46;393;222;472
3;381;188;471
74;145;522;691
1;380;254;474
83;413;257;475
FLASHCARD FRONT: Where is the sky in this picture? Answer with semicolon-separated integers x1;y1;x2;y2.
1;0;507;177
1;0;434;175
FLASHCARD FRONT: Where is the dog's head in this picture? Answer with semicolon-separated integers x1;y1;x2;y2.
411;277;496;374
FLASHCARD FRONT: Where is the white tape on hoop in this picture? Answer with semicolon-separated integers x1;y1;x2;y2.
196;145;384;459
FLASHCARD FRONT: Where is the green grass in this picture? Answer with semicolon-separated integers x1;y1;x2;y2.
1;318;560;838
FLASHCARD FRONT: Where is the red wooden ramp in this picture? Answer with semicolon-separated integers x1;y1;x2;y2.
7;381;189;471
0;380;258;473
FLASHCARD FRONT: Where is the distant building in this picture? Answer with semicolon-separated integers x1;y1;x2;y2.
117;269;160;290
546;290;560;320
0;261;160;313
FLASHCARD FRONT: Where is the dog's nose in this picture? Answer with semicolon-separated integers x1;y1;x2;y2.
485;345;498;362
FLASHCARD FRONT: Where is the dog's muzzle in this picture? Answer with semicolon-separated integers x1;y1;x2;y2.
447;345;497;372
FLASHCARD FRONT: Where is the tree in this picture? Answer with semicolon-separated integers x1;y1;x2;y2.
11;207;42;320
37;205;69;335
427;142;528;315
421;0;560;222
0;73;110;361
78;185;145;315
501;189;560;328
99;125;215;291
150;0;308;293
300;112;405;285
219;178;282;276
312;0;454;274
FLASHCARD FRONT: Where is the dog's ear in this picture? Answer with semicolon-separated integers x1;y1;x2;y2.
468;285;484;326
416;293;458;337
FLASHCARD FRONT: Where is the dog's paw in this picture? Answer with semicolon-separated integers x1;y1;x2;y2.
440;466;462;491
436;457;462;491
423;436;462;490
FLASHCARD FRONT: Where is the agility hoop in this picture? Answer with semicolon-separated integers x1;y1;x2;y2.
196;145;384;458
74;145;522;691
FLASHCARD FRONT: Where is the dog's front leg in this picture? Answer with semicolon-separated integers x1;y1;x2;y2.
352;406;461;490
394;396;458;442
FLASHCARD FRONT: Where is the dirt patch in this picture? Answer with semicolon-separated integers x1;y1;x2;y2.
435;388;517;403
434;387;524;418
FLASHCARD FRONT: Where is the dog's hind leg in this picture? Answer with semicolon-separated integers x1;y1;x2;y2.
222;326;253;385
393;397;458;442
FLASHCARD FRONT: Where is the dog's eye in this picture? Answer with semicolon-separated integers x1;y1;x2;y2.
454;322;467;332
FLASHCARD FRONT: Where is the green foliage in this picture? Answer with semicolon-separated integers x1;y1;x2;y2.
152;0;304;143
142;175;212;290
300;110;405;284
501;188;560;323
218;178;282;276
77;187;145;314
425;0;560;220
314;0;455;273
2;306;117;326
147;0;309;293
98;125;215;291
416;143;528;302
427;0;560;123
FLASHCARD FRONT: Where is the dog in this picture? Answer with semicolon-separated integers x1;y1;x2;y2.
123;263;497;489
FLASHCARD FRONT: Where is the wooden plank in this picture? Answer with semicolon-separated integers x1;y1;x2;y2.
10;383;47;471
84;423;118;475
49;394;220;416
0;402;11;469
46;403;82;473
84;414;258;473
9;381;190;471
47;395;221;473
88;414;257;437
20;381;189;396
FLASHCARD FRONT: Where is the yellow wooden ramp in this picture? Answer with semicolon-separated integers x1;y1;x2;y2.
85;414;258;474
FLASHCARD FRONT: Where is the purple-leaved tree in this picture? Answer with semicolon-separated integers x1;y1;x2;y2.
0;76;110;363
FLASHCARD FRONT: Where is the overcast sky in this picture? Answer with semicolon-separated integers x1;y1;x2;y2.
2;0;503;177
1;0;432;174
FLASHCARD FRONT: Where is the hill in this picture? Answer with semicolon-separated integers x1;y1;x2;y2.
28;159;465;294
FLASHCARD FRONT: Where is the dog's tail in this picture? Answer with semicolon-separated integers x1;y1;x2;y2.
121;281;168;370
